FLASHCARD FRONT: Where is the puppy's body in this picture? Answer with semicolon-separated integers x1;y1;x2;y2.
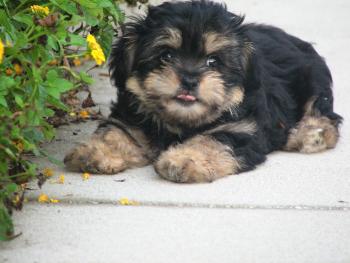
65;0;342;182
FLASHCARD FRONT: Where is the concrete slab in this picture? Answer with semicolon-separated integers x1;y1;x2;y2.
1;204;349;263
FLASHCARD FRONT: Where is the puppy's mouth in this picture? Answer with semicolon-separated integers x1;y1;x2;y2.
175;90;197;104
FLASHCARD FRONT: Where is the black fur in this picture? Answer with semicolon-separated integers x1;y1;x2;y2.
108;0;342;173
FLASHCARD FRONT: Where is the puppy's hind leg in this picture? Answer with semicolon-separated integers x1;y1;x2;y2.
284;96;342;153
64;123;153;174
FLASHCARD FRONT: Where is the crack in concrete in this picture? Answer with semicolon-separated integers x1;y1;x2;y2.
27;197;350;211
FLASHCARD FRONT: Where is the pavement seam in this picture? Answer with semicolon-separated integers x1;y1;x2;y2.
27;197;350;211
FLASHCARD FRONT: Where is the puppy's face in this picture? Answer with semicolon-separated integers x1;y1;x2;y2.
112;1;251;128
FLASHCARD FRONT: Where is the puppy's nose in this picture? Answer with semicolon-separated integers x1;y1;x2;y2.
182;76;199;91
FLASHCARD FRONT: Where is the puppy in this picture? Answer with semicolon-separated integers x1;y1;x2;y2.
64;0;342;183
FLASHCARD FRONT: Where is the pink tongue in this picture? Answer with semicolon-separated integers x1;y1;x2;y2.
177;94;196;102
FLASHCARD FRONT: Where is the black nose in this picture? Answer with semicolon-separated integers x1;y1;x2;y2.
182;76;199;91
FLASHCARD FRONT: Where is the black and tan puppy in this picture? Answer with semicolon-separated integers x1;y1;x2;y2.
64;0;342;183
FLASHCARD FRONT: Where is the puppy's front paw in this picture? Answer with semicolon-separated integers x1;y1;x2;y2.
154;135;240;183
155;149;212;183
64;142;127;174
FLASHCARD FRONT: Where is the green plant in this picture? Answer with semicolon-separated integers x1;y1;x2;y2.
0;0;124;241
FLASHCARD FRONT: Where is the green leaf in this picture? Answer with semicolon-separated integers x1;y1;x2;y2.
47;35;59;51
81;6;102;26
0;206;14;241
0;10;15;35
0;76;16;91
6;183;18;194
0;96;8;107
65;34;85;46
13;13;33;27
50;0;78;15
14;94;24;108
46;78;74;98
79;71;94;84
47;96;68;111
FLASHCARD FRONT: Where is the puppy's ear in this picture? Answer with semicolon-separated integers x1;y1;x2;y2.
109;24;138;91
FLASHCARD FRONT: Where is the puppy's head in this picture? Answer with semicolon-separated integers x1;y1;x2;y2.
110;0;252;128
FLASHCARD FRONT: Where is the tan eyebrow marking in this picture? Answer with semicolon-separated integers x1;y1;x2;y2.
152;28;182;49
203;31;237;54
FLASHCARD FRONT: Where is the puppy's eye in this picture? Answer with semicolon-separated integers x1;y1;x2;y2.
161;51;174;62
206;56;218;67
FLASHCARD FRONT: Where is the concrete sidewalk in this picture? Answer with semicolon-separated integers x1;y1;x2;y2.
1;0;350;262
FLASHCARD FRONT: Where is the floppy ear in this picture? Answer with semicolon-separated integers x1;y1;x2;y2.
109;24;138;92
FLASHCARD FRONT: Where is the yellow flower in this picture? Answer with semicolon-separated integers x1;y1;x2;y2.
86;34;99;50
90;49;106;66
38;194;49;203
118;198;139;206
0;40;4;64
86;34;106;66
50;199;59;203
58;174;65;184
69;112;76;117
14;63;23;75
82;172;90;180
79;110;89;119
31;5;50;16
73;58;81;67
43;168;54;177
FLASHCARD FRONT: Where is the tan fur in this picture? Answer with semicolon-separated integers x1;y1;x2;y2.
284;97;339;153
204;119;257;136
152;28;182;49
126;76;146;102
155;135;241;183
241;42;254;71
199;71;226;106
144;67;180;98
126;70;246;130
229;86;244;106
284;116;339;153
203;32;236;54
64;126;152;174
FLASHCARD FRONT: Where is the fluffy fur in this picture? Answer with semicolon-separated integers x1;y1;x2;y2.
64;0;342;183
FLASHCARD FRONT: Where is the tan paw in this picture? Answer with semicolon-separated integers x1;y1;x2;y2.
285;116;339;153
64;142;127;174
154;135;240;183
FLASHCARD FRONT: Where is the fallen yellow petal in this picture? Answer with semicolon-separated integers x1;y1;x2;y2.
82;172;90;180
43;168;54;177
73;58;81;67
79;110;89;119
50;199;59;203
118;198;139;206
38;194;49;203
12;195;20;205
58;174;65;184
